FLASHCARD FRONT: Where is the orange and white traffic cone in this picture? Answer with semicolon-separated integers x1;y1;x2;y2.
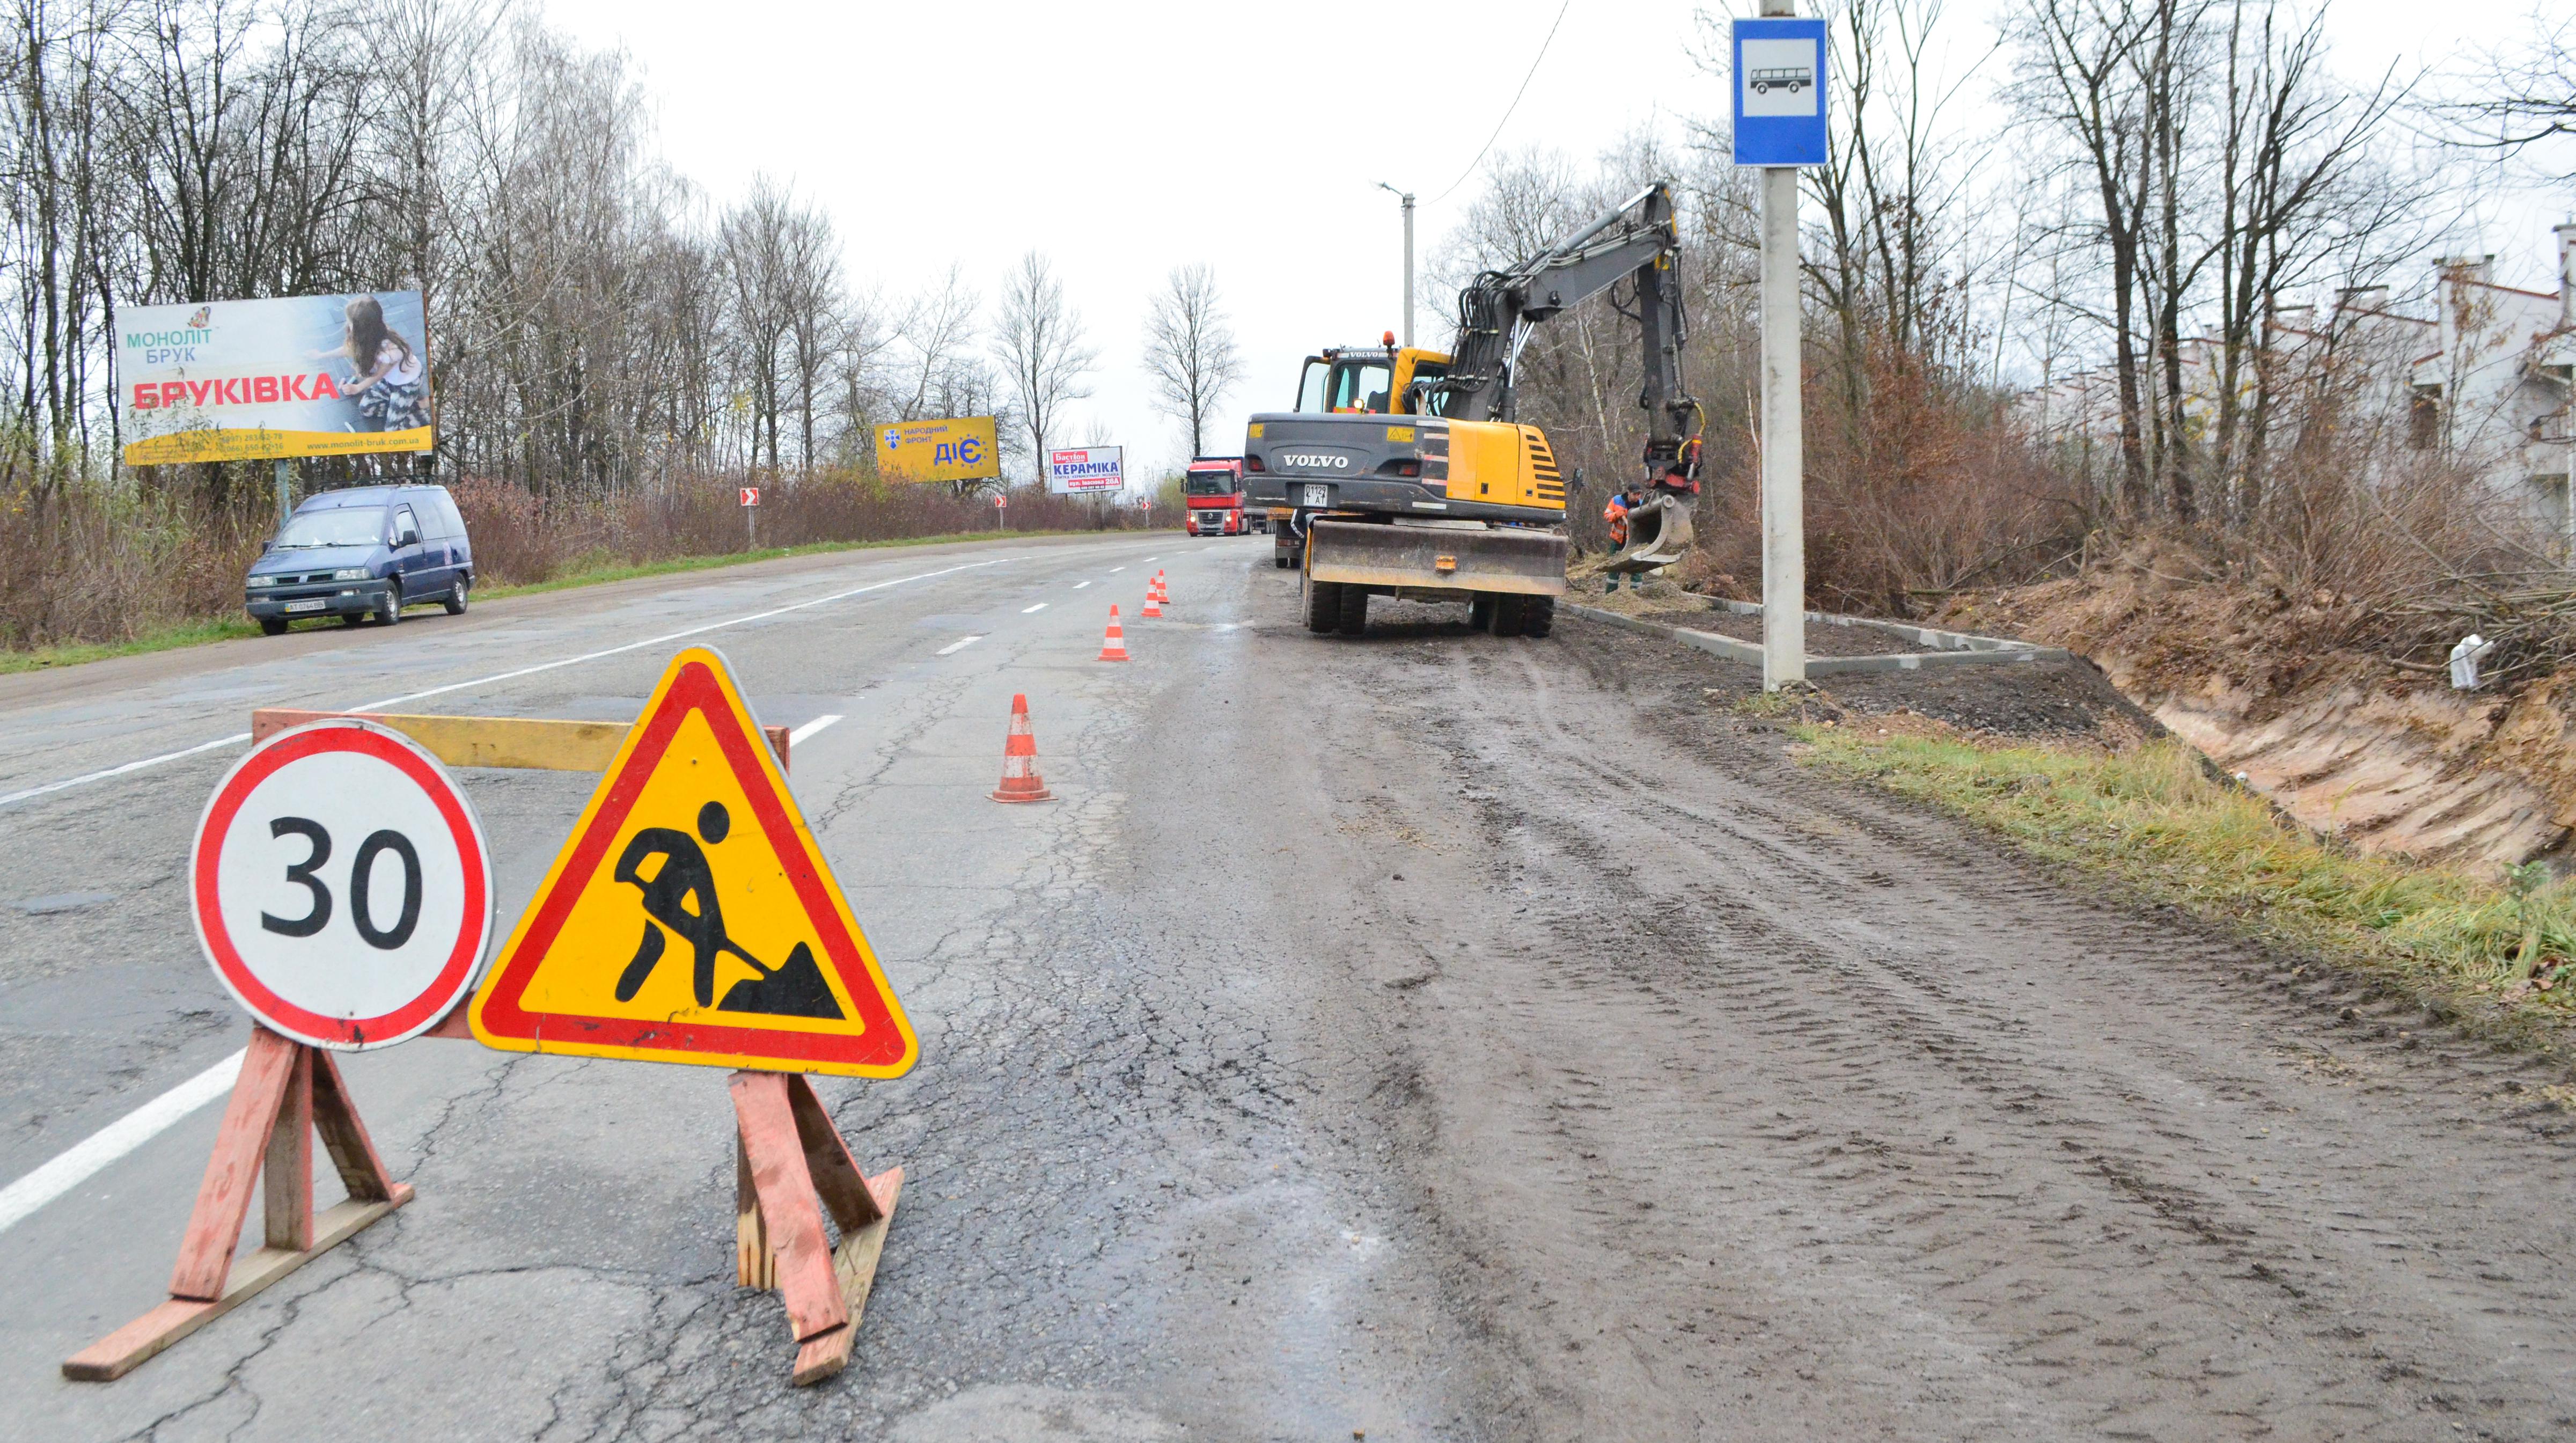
1140;587;1163;619
1098;605;1130;661
989;693;1054;803
1153;570;1171;603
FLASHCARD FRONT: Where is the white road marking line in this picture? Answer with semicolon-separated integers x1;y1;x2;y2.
1144;555;1159;562
0;1049;246;1236
1022;603;1047;613
0;731;253;810
1109;566;1126;573
1;557;1013;811
936;635;984;656
788;714;843;745
1073;581;1091;589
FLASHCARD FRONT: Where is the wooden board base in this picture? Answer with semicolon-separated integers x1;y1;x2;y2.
790;1167;903;1386
63;1189;412;1381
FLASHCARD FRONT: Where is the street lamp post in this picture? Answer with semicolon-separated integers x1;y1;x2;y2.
1375;182;1415;348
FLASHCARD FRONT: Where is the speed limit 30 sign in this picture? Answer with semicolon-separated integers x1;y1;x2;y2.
192;720;494;1049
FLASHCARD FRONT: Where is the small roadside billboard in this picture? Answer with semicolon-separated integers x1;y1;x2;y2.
875;416;1000;484
1046;446;1126;495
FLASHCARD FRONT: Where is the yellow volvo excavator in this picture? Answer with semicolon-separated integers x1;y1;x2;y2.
1241;181;1702;637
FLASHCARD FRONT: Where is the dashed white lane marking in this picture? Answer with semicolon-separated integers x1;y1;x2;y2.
1022;603;1047;613
788;714;843;745
0;557;1013;811
1109;566;1126;573
1144;555;1159;562
1073;581;1091;589
0;1049;246;1236
937;635;984;656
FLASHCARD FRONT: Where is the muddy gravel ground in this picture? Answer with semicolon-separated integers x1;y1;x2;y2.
1250;585;2576;1440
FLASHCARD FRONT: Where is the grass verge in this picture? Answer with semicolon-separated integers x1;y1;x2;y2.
0;528;1155;676
1796;726;2576;1044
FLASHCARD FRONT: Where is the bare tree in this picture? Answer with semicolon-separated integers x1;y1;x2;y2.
2440;13;2576;178
990;250;1095;484
1141;263;1240;458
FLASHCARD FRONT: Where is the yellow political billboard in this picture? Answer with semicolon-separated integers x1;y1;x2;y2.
874;416;999;484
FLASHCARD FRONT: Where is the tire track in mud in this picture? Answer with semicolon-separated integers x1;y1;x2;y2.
1304;604;2576;1441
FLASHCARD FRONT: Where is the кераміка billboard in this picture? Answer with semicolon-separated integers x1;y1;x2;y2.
875;416;1000;484
1046;446;1125;495
120;291;434;465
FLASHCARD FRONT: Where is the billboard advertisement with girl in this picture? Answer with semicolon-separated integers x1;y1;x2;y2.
119;290;434;464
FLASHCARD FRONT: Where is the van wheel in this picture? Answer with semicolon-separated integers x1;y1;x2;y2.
259;618;288;636
1521;596;1556;638
1469;594;1496;631
1335;587;1368;636
378;581;402;625
445;577;469;615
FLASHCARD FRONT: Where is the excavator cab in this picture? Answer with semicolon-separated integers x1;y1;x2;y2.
1295;342;1452;417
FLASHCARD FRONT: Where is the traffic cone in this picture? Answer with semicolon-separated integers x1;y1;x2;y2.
989;693;1054;803
1140;587;1163;619
1153;570;1171;603
1098;606;1130;661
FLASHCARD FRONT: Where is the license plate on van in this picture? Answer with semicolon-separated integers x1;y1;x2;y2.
283;599;325;613
1302;485;1331;508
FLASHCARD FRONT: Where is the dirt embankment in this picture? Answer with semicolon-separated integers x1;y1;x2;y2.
1941;544;2576;872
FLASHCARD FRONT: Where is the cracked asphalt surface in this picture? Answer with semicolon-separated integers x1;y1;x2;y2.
4;531;2574;1440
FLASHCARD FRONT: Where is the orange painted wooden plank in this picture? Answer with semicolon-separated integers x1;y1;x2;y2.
262;1048;313;1252
729;1072;846;1343
785;1074;882;1234
249;709;791;774
310;1046;398;1203
168;1029;297;1301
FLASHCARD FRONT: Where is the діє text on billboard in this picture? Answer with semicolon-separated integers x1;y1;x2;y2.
875;416;1000;484
1046;446;1125;495
120;291;434;465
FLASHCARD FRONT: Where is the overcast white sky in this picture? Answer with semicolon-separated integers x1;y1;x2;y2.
538;0;2569;479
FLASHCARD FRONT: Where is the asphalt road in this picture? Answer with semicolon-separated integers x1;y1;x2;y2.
3;530;2572;1441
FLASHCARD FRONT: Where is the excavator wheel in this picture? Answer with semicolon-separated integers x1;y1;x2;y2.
1488;594;1528;638
1469;594;1496;631
1521;596;1555;638
1335;587;1369;636
1304;579;1342;633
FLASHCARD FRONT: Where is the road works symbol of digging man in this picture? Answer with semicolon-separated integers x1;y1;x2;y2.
610;799;842;1020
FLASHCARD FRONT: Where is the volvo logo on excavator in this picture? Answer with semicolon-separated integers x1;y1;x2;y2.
1277;452;1350;470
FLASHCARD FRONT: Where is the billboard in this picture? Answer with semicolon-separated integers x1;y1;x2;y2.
1046;445;1126;495
120;291;434;465
875;416;1000;484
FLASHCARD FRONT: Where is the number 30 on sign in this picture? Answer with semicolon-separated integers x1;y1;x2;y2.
191;720;495;1049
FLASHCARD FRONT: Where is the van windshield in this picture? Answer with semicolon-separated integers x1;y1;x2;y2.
274;508;386;548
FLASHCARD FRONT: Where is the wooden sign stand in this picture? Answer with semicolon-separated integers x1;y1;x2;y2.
64;1026;410;1381
729;1070;903;1386
63;707;903;1388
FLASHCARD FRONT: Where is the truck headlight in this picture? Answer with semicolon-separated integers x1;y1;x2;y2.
332;568;370;581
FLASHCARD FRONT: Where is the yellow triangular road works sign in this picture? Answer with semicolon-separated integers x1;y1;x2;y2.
471;647;916;1078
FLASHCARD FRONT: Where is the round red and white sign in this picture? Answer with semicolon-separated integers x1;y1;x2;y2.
191;720;494;1050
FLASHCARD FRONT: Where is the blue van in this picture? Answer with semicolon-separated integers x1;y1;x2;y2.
244;485;475;635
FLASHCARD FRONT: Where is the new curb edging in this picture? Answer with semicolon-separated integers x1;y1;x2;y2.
1561;600;2070;676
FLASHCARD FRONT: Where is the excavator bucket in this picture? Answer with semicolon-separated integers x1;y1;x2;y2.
1603;493;1694;574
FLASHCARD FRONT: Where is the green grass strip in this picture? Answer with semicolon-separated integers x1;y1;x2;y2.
1796;728;2576;1039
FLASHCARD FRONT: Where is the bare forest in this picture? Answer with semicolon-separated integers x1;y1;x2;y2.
5;0;2571;655
0;0;1151;650
1440;0;2568;632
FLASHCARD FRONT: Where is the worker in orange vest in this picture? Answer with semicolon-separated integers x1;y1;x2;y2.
1601;484;1644;592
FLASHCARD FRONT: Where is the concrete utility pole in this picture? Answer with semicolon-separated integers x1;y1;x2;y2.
1377;182;1416;347
1756;0;1807;690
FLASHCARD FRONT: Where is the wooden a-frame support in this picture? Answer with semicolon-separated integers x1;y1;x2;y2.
63;1026;411;1381
729;1070;903;1386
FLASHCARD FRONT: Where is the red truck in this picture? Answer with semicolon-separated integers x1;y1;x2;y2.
1183;456;1263;537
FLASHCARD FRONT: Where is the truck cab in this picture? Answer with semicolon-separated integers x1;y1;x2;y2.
1183;456;1254;536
